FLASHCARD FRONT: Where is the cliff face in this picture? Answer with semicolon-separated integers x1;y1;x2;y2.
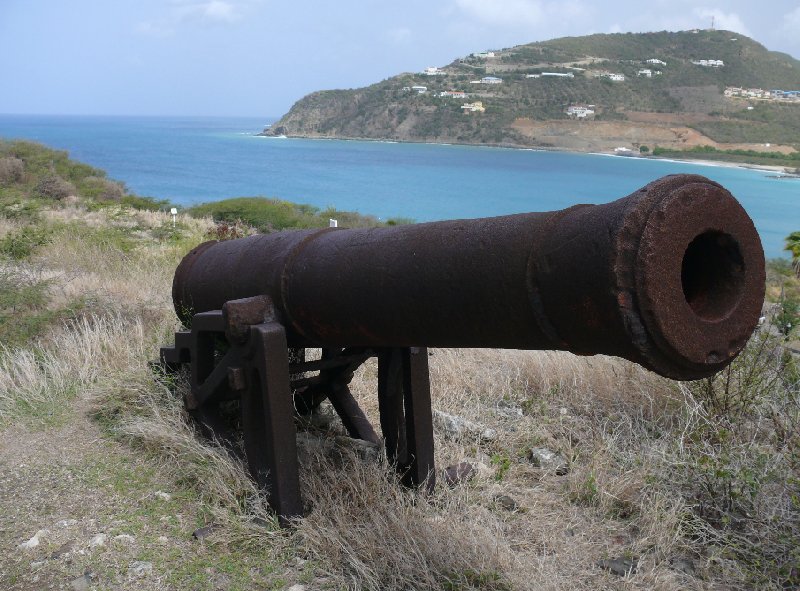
263;30;800;153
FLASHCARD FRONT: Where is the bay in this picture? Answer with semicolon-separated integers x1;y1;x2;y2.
0;114;797;259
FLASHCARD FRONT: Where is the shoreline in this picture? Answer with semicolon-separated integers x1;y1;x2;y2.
257;131;799;176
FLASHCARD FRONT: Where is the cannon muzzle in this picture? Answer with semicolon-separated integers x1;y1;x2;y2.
173;174;764;381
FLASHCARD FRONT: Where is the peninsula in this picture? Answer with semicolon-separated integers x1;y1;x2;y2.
262;30;800;169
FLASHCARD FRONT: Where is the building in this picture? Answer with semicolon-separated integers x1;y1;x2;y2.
461;101;485;113
566;105;595;119
637;69;652;77
439;90;468;98
541;72;574;78
472;51;496;58
480;76;503;84
525;74;541;79
422;67;446;76
410;85;428;94
646;58;667;66
691;59;724;67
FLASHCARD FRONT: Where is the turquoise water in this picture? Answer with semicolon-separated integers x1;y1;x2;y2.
0;114;797;258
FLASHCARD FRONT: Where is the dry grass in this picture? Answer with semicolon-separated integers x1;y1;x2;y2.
1;194;798;590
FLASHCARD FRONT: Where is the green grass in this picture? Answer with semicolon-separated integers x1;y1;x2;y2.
186;196;411;232
652;144;800;168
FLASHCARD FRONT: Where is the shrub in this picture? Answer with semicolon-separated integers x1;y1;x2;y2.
0;226;51;259
81;176;125;201
35;174;75;201
0;157;24;184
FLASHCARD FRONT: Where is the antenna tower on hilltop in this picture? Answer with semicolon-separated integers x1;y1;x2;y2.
711;15;715;30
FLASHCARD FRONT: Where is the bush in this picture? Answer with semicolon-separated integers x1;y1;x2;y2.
0;226;51;259
35;174;75;201
0;157;24;184
80;176;125;201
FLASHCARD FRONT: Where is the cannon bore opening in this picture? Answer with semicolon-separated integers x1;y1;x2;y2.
680;230;745;321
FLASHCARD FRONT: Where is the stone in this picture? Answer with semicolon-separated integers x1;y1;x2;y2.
113;534;135;545
129;561;153;577
154;491;172;501
50;541;75;559
18;529;48;550
57;519;78;528
443;462;476;487
88;533;107;548
192;524;219;540
433;410;496;441
333;435;381;462
70;573;93;591
670;556;696;576
493;494;518;511
287;585;306;591
157;536;169;544
528;447;569;475
598;557;637;577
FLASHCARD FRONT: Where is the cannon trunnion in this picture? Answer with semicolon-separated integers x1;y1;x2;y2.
160;174;765;525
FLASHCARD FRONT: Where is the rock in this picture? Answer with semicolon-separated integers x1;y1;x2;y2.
157;536;169;545
433;410;496;441
70;573;94;591
333;435;381;462
50;541;75;559
443;462;476;487
493;494;518;511
113;534;135;545
287;585;306;591
598;557;637;577
670;556;696;576
57;519;78;528
192;524;218;540
154;491;172;501
18;529;48;550
494;401;523;418
129;561;153;577
528;447;569;475
89;533;107;548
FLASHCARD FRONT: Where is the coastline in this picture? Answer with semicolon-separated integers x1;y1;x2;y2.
257;131;799;177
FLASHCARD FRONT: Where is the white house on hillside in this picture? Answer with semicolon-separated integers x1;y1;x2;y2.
422;67;446;76
646;58;667;66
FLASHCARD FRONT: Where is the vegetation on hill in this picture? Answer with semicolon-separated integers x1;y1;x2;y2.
265;30;800;162
1;144;800;589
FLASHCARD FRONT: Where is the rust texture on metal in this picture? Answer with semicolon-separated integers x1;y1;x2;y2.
172;174;765;380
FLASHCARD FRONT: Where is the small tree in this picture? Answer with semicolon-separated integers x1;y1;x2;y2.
639;145;650;154
785;231;800;277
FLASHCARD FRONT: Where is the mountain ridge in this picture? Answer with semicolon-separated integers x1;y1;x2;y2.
262;30;800;161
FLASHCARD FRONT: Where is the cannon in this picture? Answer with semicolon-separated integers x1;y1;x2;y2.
160;174;765;525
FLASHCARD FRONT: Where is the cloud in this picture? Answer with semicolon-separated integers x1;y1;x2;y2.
692;8;751;36
779;6;800;42
453;0;545;28
136;0;254;36
387;27;413;44
173;1;241;24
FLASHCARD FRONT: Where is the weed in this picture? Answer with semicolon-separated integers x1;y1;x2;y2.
0;225;51;259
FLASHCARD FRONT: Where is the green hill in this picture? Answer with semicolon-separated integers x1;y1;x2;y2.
264;30;800;160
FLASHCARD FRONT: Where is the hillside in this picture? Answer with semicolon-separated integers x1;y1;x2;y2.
264;30;800;162
1;141;800;590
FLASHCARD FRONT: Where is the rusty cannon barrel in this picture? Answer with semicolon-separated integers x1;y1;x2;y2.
173;174;765;381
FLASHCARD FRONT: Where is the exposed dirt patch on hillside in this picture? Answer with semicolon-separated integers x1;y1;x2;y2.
510;118;798;154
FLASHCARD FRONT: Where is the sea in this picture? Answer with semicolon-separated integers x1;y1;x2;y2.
0;114;797;259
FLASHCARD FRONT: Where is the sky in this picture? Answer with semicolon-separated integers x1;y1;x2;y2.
1;0;799;117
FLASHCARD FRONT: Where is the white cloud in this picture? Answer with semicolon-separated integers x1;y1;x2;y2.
173;1;241;24
453;0;545;28
692;8;751;36
136;0;253;36
387;27;413;44
780;6;800;40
